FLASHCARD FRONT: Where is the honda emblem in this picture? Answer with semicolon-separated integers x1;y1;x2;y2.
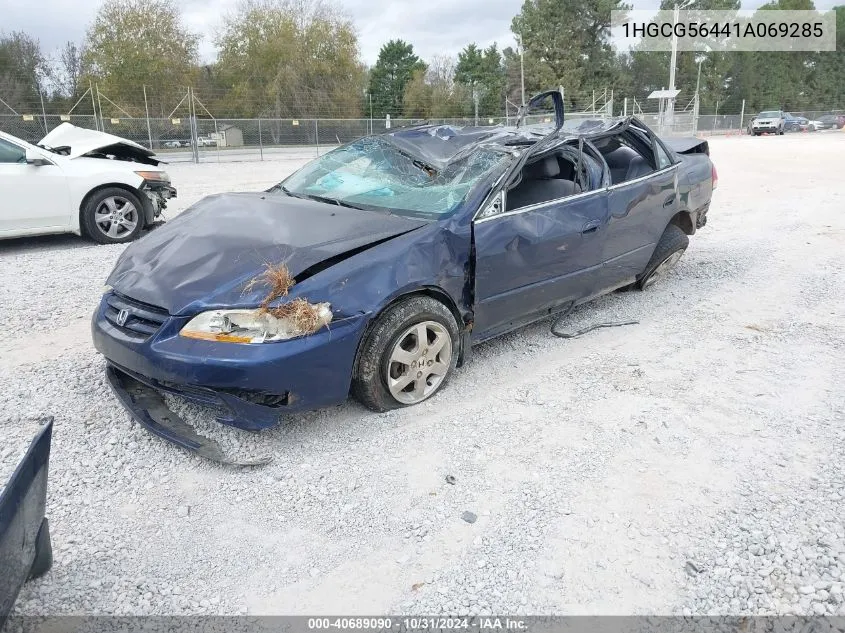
116;309;130;326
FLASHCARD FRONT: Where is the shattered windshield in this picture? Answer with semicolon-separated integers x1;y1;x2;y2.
279;137;508;219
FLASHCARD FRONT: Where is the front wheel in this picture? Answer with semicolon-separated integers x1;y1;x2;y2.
81;187;145;244
637;224;689;290
778;127;784;135
352;296;460;412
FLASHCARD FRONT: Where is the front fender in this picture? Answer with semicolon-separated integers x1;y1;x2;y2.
290;220;474;328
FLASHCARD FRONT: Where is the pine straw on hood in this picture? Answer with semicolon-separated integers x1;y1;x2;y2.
266;298;328;335
243;262;295;310
244;262;330;336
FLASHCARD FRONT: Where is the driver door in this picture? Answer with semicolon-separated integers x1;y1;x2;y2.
0;137;71;235
472;184;609;342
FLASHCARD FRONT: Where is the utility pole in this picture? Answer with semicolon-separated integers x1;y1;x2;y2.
473;86;479;126
516;32;526;106
694;56;704;133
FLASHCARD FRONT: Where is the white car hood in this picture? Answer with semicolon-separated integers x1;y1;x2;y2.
40;123;159;163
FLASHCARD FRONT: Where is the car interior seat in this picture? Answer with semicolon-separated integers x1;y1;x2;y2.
506;155;580;210
602;146;654;184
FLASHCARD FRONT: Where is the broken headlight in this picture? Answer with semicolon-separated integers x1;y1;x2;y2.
179;304;332;344
135;170;170;182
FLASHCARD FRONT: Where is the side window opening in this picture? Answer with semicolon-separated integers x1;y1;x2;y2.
593;134;656;185
654;139;673;169
505;153;582;211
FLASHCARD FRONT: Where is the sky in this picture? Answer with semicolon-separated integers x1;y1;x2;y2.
2;0;839;65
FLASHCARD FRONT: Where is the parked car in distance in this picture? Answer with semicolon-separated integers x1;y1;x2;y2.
783;113;806;132
817;114;845;130
751;110;785;135
0;124;176;243
196;136;217;147
746;115;757;135
806;119;824;132
92;90;718;464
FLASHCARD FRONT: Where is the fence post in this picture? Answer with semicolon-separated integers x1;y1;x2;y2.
623;97;627;117
315;120;319;157
38;88;48;134
89;80;98;131
258;118;264;161
189;87;199;164
712;100;719;134
143;85;153;150
739;99;745;134
96;84;105;132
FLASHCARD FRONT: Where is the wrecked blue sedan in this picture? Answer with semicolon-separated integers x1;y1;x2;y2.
92;91;716;463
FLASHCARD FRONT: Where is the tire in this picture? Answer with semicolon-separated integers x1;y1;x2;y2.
81;187;145;244
778;127;784;135
637;224;689;290
352;296;460;412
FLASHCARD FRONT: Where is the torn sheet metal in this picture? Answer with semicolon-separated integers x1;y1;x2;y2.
0;419;53;628
106;192;427;314
106;365;271;466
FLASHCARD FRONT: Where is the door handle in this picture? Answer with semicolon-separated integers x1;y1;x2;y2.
581;220;601;234
663;194;676;208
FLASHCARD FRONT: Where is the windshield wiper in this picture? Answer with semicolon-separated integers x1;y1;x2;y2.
281;186;363;210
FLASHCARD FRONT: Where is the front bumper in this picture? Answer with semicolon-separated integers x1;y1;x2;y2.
92;292;368;435
141;181;177;218
752;125;780;133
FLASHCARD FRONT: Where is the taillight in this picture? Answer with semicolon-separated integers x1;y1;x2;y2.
711;163;718;190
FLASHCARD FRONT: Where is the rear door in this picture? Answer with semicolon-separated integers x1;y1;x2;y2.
597;123;678;289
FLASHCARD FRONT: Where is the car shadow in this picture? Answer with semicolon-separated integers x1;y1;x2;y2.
0;233;91;255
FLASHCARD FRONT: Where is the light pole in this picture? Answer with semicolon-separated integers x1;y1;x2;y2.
694;55;705;134
515;32;526;106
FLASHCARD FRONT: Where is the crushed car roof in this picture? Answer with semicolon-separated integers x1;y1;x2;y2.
380;117;631;169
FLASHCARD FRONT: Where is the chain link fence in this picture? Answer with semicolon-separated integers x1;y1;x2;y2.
2;107;843;164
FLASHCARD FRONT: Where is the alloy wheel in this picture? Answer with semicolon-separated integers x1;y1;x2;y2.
94;195;138;240
385;320;452;405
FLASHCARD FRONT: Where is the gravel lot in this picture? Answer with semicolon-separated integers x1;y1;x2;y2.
1;132;843;617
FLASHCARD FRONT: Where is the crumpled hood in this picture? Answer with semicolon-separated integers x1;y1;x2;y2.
106;192;427;314
40;122;157;161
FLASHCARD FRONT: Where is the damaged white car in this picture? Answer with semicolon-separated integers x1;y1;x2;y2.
0;124;176;244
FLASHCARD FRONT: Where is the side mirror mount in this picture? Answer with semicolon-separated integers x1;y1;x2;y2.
25;149;52;166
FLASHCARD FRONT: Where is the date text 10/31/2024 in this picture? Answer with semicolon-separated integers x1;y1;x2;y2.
307;617;528;630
